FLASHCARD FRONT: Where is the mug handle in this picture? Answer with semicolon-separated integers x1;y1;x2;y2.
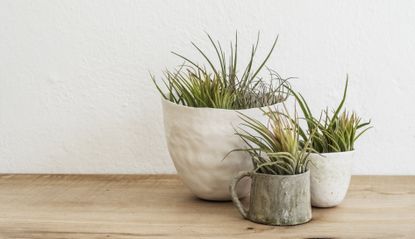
229;171;252;219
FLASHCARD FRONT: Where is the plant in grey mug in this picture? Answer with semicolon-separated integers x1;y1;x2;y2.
229;105;313;226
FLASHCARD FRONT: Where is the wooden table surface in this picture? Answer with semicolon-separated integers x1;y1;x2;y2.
0;175;414;239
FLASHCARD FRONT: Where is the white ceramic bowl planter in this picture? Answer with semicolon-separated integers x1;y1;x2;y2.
309;151;355;207
162;99;273;201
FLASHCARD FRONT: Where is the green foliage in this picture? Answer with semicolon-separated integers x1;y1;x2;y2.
231;105;313;175
151;33;290;109
291;77;372;153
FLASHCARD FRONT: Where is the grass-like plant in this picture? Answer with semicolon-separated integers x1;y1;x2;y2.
290;77;372;153
151;33;290;109
231;105;313;175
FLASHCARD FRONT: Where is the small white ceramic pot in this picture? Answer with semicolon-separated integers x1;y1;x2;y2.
162;99;273;201
309;151;354;207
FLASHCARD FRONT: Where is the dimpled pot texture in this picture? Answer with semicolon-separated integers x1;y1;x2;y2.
162;99;273;201
309;151;354;207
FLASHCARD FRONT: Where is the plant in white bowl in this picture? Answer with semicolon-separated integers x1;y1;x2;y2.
152;33;290;201
291;77;372;207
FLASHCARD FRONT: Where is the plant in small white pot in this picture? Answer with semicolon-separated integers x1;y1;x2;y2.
152;34;290;201
291;78;372;207
229;105;313;226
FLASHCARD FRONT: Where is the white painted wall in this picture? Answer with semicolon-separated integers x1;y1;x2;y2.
1;0;414;175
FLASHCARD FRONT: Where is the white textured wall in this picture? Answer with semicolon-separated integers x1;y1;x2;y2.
1;0;414;175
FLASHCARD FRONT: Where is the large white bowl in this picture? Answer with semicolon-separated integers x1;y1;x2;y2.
162;99;272;201
309;151;354;207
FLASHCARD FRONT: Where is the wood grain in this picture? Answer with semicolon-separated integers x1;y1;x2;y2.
0;175;414;238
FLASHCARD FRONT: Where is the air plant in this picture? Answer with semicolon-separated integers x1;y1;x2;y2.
291;77;372;153
151;33;290;109
232;104;313;175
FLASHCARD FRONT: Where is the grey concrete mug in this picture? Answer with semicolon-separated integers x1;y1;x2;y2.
230;170;312;226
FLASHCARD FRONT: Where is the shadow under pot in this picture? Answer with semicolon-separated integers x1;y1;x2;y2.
309;150;354;208
230;170;312;226
162;98;275;201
